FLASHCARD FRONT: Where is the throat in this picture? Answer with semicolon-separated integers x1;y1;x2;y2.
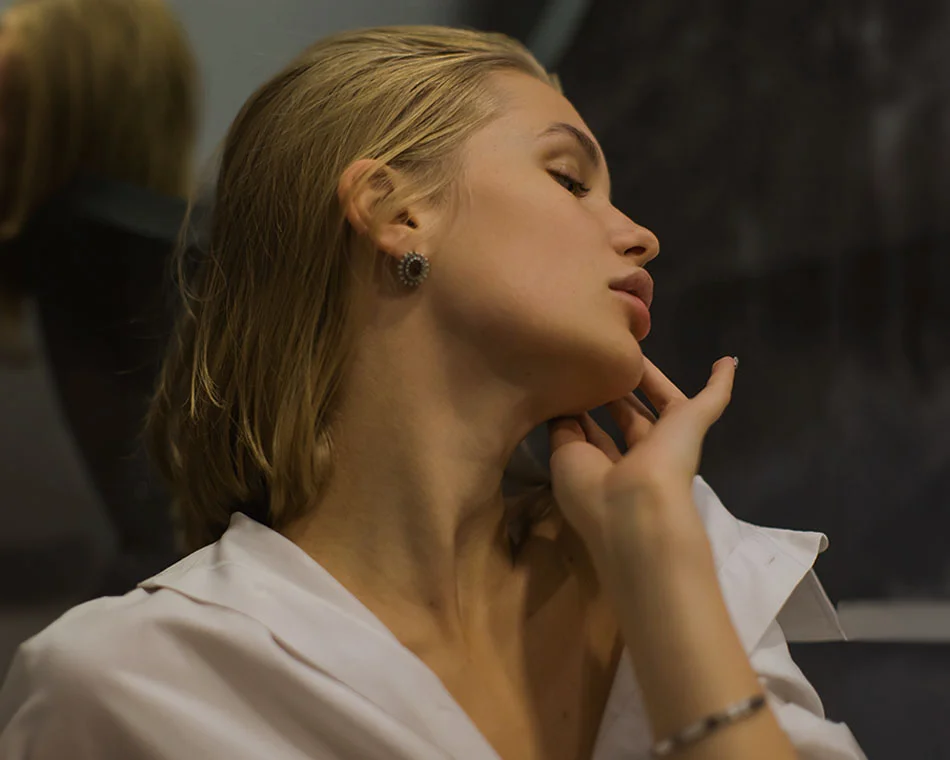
368;522;623;760
400;562;623;760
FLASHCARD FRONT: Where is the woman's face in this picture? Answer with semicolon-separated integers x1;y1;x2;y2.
422;71;659;416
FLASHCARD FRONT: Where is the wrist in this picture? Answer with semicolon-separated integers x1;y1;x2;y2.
604;480;705;546
599;484;715;585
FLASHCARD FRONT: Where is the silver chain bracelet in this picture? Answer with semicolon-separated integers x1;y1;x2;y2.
651;693;768;757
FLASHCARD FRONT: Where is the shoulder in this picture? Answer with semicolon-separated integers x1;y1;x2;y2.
3;583;268;691
0;584;275;757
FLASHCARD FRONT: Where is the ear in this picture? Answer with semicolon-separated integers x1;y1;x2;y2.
338;158;418;262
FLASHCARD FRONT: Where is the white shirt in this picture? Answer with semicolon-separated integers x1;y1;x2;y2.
0;478;867;759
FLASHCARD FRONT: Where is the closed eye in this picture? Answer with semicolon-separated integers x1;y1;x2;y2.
549;170;591;198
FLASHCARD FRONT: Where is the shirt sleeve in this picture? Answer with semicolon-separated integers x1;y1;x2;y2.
691;476;868;758
0;636;135;759
751;620;868;760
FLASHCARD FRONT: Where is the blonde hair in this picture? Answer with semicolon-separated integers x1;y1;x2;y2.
148;26;559;552
0;0;198;240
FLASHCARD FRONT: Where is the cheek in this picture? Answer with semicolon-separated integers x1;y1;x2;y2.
437;183;612;327
474;194;602;285
431;182;641;400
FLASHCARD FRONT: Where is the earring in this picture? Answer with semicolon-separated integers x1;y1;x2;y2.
397;251;430;288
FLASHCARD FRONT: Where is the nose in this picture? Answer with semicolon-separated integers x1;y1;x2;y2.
610;212;659;266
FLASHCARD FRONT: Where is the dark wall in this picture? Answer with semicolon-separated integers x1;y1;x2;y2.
556;1;950;601
464;0;552;41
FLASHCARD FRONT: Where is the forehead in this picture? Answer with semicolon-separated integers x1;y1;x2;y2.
475;70;603;153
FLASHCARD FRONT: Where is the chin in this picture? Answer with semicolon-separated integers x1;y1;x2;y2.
496;317;647;415
557;335;646;415
601;338;646;397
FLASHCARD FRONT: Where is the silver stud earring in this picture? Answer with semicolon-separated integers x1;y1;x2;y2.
397;251;430;288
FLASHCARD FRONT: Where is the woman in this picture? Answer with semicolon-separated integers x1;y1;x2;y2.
0;26;866;759
0;0;197;597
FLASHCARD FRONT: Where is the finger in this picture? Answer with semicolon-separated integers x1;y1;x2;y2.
548;416;587;453
637;357;688;414
548;416;613;514
607;395;654;448
625;392;657;423
577;412;623;463
549;438;612;532
689;356;737;428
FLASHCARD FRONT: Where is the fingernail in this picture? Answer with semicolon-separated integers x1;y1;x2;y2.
733;356;739;369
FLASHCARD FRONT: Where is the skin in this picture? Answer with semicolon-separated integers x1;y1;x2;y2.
283;71;796;760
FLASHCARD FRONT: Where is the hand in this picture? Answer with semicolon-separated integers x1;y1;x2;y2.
548;356;736;561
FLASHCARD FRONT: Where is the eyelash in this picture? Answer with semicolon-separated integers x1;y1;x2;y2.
549;170;591;198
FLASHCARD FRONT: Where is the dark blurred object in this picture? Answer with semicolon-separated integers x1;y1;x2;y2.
790;641;950;759
0;176;185;600
557;0;950;601
0;0;199;604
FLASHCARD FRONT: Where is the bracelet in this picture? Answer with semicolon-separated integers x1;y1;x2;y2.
651;694;767;757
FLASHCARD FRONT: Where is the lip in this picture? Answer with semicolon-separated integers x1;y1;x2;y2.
613;290;651;340
608;269;654;309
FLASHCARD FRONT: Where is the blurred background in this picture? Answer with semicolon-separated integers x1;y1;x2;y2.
0;0;948;756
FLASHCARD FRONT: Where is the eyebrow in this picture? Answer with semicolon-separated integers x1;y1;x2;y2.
538;122;604;170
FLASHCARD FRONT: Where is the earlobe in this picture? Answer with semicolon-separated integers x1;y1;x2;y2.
337;158;416;261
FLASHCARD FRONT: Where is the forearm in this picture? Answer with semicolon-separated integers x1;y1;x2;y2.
604;486;798;760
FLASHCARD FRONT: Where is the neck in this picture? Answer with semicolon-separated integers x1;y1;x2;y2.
282;319;545;643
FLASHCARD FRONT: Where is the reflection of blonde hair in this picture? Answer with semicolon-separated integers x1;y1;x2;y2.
0;0;198;240
147;26;559;552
